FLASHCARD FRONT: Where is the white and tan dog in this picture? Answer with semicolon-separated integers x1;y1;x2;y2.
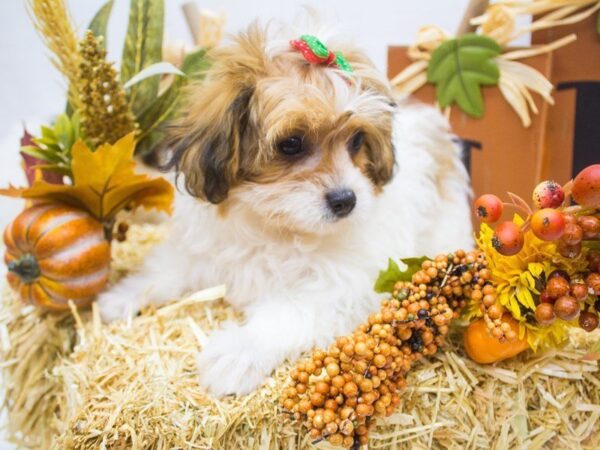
98;23;473;396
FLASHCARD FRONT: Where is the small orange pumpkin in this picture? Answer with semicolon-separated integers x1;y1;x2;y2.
464;315;529;364
3;203;111;311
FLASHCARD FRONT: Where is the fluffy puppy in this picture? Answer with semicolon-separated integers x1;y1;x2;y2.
98;23;473;396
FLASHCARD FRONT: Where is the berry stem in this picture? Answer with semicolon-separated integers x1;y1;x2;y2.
501;202;531;217
507;191;533;217
561;180;573;205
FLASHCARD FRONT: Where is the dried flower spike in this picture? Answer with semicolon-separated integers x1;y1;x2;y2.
283;249;494;448
78;31;136;147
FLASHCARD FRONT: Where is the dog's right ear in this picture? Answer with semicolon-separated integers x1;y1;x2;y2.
164;25;266;203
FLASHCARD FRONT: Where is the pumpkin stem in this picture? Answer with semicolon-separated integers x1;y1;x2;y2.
103;218;115;241
8;254;41;283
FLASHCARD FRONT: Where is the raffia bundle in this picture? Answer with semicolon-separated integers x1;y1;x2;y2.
1;223;599;449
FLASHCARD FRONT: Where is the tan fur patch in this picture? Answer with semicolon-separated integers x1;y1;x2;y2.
166;24;396;203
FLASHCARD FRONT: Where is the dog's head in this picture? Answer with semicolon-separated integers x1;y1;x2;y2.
166;23;396;235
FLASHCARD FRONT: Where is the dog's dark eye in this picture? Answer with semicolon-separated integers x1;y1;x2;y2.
349;131;365;154
277;136;305;156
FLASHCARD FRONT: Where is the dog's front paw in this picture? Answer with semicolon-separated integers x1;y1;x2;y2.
96;290;141;323
197;325;276;397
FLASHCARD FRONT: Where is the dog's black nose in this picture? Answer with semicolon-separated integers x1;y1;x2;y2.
326;189;356;218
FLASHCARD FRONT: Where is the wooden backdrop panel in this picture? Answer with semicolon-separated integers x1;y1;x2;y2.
388;47;553;220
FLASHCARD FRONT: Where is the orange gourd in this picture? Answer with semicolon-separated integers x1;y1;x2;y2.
464;316;529;364
3;203;111;311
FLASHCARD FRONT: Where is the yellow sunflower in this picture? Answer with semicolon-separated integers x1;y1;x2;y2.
473;215;587;351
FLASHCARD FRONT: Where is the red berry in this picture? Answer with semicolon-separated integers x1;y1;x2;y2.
563;214;577;226
557;240;581;259
561;223;583;246
491;222;524;256
588;252;600;272
572;164;600;208
532;180;565;209
587;273;600;295
577;215;600;239
474;194;503;224
570;283;588;300
539;291;554;304
546;277;570;299
554;295;580;321
579;311;599;332
547;269;571;284
535;303;556;326
530;209;565;241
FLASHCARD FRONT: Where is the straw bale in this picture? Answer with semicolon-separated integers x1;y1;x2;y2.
2;223;599;449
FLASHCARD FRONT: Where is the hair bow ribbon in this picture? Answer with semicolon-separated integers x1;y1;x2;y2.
290;35;353;73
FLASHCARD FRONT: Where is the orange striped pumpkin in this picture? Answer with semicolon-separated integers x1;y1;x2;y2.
3;203;111;311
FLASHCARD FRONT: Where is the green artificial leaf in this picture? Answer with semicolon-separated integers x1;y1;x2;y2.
72;112;81;143
374;256;428;294
21;146;63;163
135;49;211;156
65;101;74;116
121;0;164;116
41;126;56;141
53;113;73;149
181;48;211;78
22;114;82;180
135;127;166;158
427;34;501;118
88;0;114;49
135;78;184;155
374;259;403;294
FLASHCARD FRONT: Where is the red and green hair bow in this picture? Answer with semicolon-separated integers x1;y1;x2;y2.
290;35;353;72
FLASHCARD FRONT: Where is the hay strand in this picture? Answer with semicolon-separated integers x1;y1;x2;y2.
2;224;600;449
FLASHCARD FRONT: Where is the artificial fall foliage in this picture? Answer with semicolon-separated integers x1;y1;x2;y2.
20;129;65;185
29;0;211;159
469;169;600;355
20;114;81;180
0;133;173;226
88;0;114;48
120;0;164;116
373;256;428;293
426;33;501;118
392;1;600;125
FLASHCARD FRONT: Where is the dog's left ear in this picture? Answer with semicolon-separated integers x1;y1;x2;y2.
338;47;397;186
165;25;265;203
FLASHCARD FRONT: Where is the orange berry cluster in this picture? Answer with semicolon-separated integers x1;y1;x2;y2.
282;249;493;448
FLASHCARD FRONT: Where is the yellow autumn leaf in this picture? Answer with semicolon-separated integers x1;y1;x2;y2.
0;133;173;222
527;262;544;278
515;286;536;310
